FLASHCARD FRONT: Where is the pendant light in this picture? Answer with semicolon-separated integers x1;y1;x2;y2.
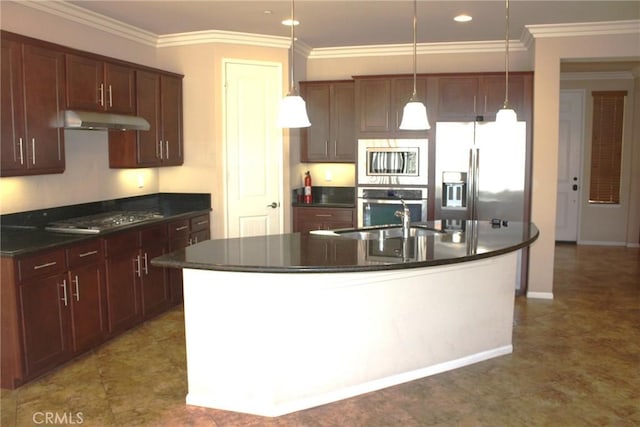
277;0;311;128
399;0;430;130
496;0;517;124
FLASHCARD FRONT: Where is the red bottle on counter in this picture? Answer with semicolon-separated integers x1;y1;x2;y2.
304;171;313;204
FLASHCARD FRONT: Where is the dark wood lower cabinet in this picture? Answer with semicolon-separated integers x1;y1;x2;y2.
103;232;142;335
0;212;210;389
18;272;72;377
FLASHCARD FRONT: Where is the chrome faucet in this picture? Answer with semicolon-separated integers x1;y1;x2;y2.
394;198;411;239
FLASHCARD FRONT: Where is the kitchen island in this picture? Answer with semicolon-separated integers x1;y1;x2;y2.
152;220;538;417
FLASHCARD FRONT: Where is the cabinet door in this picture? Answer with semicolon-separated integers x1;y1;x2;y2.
1;39;26;175
301;83;331;161
168;219;190;304
160;75;183;165
392;77;428;134
22;44;65;174
135;70;161;166
103;233;141;334
437;76;479;121
105;62;136;114
480;74;527;121
357;79;392;133
330;82;355;162
69;262;106;353
18;273;71;376
139;225;170;317
66;54;103;111
140;241;170;317
67;240;106;353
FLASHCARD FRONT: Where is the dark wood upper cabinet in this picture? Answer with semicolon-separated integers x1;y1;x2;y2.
437;73;531;122
108;71;183;168
300;81;355;162
1;38;65;177
355;76;428;138
66;54;136;114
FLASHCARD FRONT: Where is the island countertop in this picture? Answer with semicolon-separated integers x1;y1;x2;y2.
151;220;539;273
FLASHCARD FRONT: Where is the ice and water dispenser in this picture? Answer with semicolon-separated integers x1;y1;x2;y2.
441;172;467;208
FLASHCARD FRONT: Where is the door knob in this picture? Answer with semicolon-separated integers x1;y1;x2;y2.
267;202;279;209
572;184;578;191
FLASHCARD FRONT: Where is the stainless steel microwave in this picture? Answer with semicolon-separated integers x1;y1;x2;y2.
357;139;428;186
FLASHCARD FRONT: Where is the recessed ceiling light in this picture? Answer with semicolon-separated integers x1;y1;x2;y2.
282;18;300;26
454;14;473;23
263;10;273;15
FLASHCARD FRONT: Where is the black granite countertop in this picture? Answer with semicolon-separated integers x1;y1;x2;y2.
152;220;539;273
1;193;211;256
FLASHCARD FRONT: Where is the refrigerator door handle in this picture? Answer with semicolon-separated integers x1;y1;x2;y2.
467;148;475;220
474;148;480;219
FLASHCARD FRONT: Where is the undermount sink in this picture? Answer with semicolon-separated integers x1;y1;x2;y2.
311;225;443;240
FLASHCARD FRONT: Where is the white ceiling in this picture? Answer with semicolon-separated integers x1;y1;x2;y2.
66;0;640;48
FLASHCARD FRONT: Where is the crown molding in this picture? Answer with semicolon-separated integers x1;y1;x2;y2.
157;30;290;49
17;0;158;46
309;40;527;59
560;71;634;81
522;20;640;49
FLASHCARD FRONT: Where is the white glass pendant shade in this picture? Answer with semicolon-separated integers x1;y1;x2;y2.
399;101;430;130
278;95;311;128
496;107;517;125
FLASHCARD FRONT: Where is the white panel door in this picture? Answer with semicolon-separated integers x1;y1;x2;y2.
556;90;584;242
224;60;283;238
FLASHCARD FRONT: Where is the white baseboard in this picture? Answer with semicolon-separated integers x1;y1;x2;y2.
527;291;554;300
578;240;626;246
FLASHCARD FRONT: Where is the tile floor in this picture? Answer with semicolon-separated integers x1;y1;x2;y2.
2;244;638;426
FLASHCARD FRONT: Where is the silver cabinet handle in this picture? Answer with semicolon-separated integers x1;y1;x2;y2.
324;140;329;157
99;83;105;107
159;140;164;159
79;250;98;258
31;138;36;165
60;279;68;307
142;252;149;275
165;140;169;159
196;221;208;226
134;255;141;277
18;137;24;165
72;275;80;301
175;225;189;231
34;261;57;270
108;84;113;107
315;214;332;217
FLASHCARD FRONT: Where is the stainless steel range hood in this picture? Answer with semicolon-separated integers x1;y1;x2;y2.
64;110;150;131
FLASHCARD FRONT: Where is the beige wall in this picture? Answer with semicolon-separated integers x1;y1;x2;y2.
529;33;639;297
560;76;637;245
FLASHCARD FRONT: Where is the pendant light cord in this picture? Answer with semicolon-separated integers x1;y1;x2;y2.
503;0;510;108
411;0;417;99
289;0;296;96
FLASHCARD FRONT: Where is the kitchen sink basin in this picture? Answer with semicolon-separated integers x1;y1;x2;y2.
311;225;443;240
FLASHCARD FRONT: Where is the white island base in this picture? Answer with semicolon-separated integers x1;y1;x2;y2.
181;252;517;417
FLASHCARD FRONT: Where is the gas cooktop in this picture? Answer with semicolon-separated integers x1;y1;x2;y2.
45;211;163;234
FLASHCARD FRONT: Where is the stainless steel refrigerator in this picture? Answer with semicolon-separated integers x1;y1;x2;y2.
435;121;529;292
435;121;528;224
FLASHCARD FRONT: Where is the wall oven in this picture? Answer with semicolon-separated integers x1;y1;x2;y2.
357;139;428;186
357;187;428;228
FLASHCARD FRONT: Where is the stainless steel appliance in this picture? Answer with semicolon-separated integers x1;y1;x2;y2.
45;211;162;234
435;121;527;223
357;187;428;228
435;120;528;291
357;139;428;186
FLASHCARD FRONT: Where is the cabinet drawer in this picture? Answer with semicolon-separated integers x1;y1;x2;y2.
67;239;103;268
140;224;167;246
190;214;210;232
305;208;353;222
18;249;66;282
168;219;190;239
